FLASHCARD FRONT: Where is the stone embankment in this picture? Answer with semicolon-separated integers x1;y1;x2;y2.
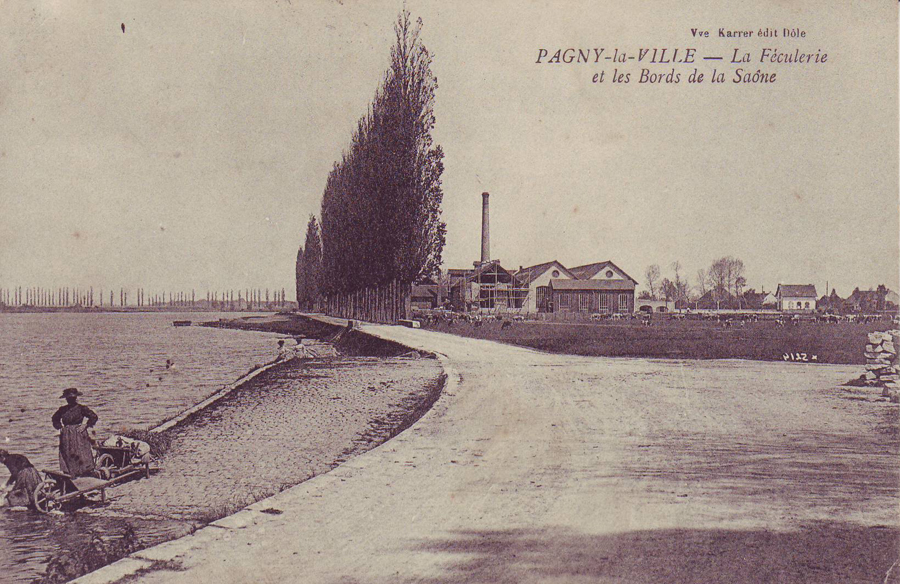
864;330;899;401
46;316;444;583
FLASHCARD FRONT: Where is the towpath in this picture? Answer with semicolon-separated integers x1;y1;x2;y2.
78;323;899;583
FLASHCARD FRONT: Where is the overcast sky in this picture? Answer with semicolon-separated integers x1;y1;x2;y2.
1;0;896;299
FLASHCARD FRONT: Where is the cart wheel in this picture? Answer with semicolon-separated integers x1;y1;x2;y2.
33;480;61;514
96;454;116;480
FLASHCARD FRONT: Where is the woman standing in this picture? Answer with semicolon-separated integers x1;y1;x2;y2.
51;388;99;477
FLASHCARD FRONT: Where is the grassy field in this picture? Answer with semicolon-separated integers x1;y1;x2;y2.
422;318;892;365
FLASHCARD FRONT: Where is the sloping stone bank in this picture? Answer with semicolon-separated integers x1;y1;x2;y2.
41;316;444;583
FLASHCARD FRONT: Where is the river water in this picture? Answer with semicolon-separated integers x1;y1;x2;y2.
0;312;282;582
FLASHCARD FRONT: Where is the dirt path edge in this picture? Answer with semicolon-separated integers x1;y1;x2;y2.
69;320;453;584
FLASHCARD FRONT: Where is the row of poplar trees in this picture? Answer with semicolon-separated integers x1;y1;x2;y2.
296;10;446;309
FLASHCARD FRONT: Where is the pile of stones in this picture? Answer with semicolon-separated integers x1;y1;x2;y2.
865;330;899;399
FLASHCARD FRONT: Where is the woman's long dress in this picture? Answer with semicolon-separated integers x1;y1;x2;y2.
52;403;99;477
5;466;41;508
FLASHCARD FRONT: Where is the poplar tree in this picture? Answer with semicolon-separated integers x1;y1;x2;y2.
297;215;322;308
295;245;304;306
319;9;445;293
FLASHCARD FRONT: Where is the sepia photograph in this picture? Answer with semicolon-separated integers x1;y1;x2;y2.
0;1;898;582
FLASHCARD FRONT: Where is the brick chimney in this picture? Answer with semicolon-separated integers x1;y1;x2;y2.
481;192;490;264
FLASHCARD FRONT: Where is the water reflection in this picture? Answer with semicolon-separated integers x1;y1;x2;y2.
0;312;279;582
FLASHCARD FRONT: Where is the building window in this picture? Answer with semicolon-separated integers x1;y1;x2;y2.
618;293;629;313
552;270;560;278
804;301;810;309
558;293;569;308
606;270;614;278
536;286;550;312
578;293;590;312
599;294;609;312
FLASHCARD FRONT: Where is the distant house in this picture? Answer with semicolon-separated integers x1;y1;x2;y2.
762;292;778;308
776;284;817;311
846;285;891;313
410;280;439;310
514;261;577;313
695;289;737;310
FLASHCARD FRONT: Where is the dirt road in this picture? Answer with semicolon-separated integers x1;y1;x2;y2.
78;325;899;584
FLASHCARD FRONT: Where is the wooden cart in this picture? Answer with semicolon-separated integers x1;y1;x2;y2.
95;444;153;480
33;443;160;514
33;468;144;514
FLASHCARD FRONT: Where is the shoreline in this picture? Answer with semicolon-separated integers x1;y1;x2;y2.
47;315;447;584
71;321;898;584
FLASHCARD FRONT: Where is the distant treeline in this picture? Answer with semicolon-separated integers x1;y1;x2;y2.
296;10;445;309
0;287;289;309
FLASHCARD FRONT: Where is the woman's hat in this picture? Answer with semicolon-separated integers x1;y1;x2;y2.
60;387;81;399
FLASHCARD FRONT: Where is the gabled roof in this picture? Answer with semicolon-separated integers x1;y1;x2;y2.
470;260;515;279
568;261;638;284
515;260;576;286
549;279;635;291
776;284;817;298
411;284;437;298
448;261;520;285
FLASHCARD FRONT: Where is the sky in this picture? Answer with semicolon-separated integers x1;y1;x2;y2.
0;0;897;300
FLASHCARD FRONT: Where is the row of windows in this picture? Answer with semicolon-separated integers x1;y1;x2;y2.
556;292;631;312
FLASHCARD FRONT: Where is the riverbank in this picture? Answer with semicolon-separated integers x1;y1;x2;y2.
37;319;444;582
73;321;899;584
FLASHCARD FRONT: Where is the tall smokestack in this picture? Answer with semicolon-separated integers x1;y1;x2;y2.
481;192;490;264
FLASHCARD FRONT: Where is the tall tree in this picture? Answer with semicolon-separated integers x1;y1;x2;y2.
671;261;689;303
319;10;445;293
660;278;676;302
695;268;709;298
644;264;661;299
298;215;323;308
295;245;304;307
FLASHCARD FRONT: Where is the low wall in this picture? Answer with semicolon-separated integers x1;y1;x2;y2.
863;330;899;399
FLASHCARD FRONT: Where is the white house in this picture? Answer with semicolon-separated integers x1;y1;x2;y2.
515;260;577;312
776;284;817;311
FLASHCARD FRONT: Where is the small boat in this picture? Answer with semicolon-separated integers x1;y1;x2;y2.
173;320;192;327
